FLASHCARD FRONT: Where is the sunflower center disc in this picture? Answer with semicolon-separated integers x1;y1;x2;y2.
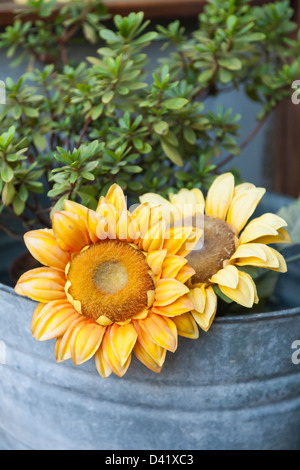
93;261;128;295
67;240;154;323
187;215;236;285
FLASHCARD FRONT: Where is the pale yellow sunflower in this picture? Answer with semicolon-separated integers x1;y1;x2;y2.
15;184;201;378
140;173;290;332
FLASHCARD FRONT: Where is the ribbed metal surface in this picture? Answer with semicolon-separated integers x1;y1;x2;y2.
0;191;299;449
0;283;299;450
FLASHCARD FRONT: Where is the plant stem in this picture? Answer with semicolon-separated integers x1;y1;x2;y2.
214;111;271;172
0;224;23;243
77;117;92;148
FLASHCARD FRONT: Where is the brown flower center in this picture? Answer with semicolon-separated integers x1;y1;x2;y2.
186;215;236;285
67;240;154;323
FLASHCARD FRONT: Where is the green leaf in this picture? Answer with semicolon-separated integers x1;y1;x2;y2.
134;31;158;45
91;104;104;120
33;133;47;151
153;121;169;135
198;68;215;83
1;164;14;183
102;90;114;104
123;165;142;173
83;23;97;44
218;57;242;71
2;182;15;206
81;171;95;181
133;138;143;150
226;15;238;32
183;127;196;145
100;29;119;43
160;138;183;166
12;104;22;120
12;194;25;216
24;107;39;118
163;97;188;110
19;184;28;202
219;69;233;84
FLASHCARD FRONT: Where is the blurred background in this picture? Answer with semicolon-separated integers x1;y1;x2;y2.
0;0;299;196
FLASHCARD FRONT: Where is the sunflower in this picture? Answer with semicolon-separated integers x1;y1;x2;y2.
140;173;290;332
15;184;201;378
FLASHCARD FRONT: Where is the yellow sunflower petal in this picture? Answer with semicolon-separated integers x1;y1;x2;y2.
94;345;113;378
102;326;131;377
190;188;205;207
52;210;90;252
96;196;118;223
131;203;151;239
139;313;177;352
168;188;205;221
152;295;194;317
110;323;138;366
210;264;239;289
154;278;189;306
31;302;45;331
175;227;203;257
133;339;166;373
187;286;206;313
116;210;138;243
171;312;199;339
139;193;170;207
233;182;256;197
253;212;288;230
24;229;70;271
55;316;86;363
15;267;66;302
175;265;196;284
146;249;168;275
161;254;187;279
70;320;105;366
96;216;116;240
32;300;79;341
240;213;289;245
191;286;217;332
105;183;127;215
227;187;266;234
205;173;235;220
134;320;167;368
232;243;286;272
140;219;166;252
163;226;193;255
218;270;256;308
231;243;269;262
87;209;102;243
252;228;291;245
240;221;278;245
63;200;89;218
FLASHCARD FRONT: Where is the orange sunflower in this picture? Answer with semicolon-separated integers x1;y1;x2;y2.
15;184;201;378
140;173;290;332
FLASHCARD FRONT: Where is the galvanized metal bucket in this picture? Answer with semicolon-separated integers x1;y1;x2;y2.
0;282;299;450
0;192;299;450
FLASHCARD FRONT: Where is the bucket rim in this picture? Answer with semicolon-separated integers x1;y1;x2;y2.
1;282;299;325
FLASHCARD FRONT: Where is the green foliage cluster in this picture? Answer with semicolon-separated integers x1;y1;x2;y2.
0;0;299;232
